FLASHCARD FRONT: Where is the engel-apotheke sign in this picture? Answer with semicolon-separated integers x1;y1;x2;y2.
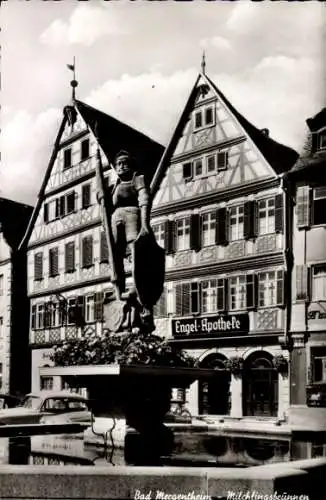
172;314;249;338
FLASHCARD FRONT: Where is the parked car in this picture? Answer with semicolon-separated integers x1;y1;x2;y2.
0;394;22;410
0;391;92;426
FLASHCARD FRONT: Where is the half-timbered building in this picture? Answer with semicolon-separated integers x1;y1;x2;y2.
150;68;299;420
20;99;164;393
0;198;33;396
286;108;326;429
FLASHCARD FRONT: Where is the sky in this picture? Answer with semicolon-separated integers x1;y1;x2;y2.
1;0;325;206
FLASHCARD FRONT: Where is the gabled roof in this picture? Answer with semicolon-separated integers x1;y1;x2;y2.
19;100;164;250
0;197;33;251
306;107;326;132
151;72;299;195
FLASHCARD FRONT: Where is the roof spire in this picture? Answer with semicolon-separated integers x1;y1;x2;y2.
67;56;78;101
201;50;206;75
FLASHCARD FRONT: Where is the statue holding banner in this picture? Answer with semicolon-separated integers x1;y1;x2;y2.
96;149;165;334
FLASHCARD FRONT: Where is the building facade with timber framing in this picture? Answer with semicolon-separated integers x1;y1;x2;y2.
286;108;326;428
19;98;164;393
150;69;299;419
0;198;33;396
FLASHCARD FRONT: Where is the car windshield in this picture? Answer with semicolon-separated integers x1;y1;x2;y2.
20;396;42;409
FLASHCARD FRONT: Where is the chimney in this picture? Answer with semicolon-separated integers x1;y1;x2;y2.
261;128;269;137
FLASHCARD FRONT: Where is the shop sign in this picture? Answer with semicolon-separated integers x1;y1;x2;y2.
172;314;249;338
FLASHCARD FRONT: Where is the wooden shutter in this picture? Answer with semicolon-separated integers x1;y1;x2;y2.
34;253;43;281
82;184;91;209
75;296;85;327
243;201;257;240
181;282;191;315
217;151;228;171
190;214;201;252
31;305;36;330
59;196;65;217
55;198;60;219
44;203;49;223
49;247;59;277
191;282;200;314
183;162;193;180
100;231;109;263
165;220;176;255
217;278;228;312
65;242;75;273
175;283;182;315
82;236;93;268
276;270;285;306
296;265;310;301
246;274;258;310
296;185;310;228
154;287;167;318
274;194;284;233
215;207;228;246
94;292;104;321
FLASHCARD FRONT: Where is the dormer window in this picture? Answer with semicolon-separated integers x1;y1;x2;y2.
194;104;215;130
63;148;72;169
318;129;326;150
81;139;90;161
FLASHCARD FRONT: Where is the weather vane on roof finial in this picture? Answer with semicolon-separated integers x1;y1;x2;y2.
67;56;78;101
201;50;206;75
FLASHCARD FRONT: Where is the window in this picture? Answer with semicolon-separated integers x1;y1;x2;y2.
205;107;214;125
258;271;284;307
100;232;109;263
0;275;3;296
313;187;326;226
36;304;45;329
311;347;326;383
258;198;275;235
85;295;95;323
67;298;77;325
312;265;326;301
194;106;215;130
207;154;216;174
82;184;91;209
34;253;43;281
47;302;60;328
176;218;190;251
154;287;167;318
175;282;200;315
229;205;244;241
217;151;228;171
153;222;165;248
201;279;218;314
319;131;326;150
81;139;90;161
63;148;72;169
65;242;75;273
66;192;76;214
229;276;246;311
49;247;59;277
82;236;93;268
40;376;53;391
202;212;216;247
194;111;202;129
296;186;310;228
194;158;203;177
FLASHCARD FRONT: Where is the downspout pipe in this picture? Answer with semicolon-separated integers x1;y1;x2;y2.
279;172;294;351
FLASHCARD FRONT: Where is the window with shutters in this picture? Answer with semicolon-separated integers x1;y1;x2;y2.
82;236;93;268
85;295;95;323
176;218;190;251
100;232;109;263
312;265;326;301
49;247;59;277
63;148;72;169
31;305;36;330
258;271;284;307
258;198;275;235
202;212;216;247
201;279;219;314
153;222;165;248
36;304;45;329
34;253;43;281
194;105;215;130
65;242;75;273
296;185;310;228
217;151;228;171
81;139;90;161
313;187;326;226
229;205;244;241
175;282;200;315
206;154;216;174
67;298;77;325
82;183;91;209
296;265;309;301
154;287;167;318
229;276;246;311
